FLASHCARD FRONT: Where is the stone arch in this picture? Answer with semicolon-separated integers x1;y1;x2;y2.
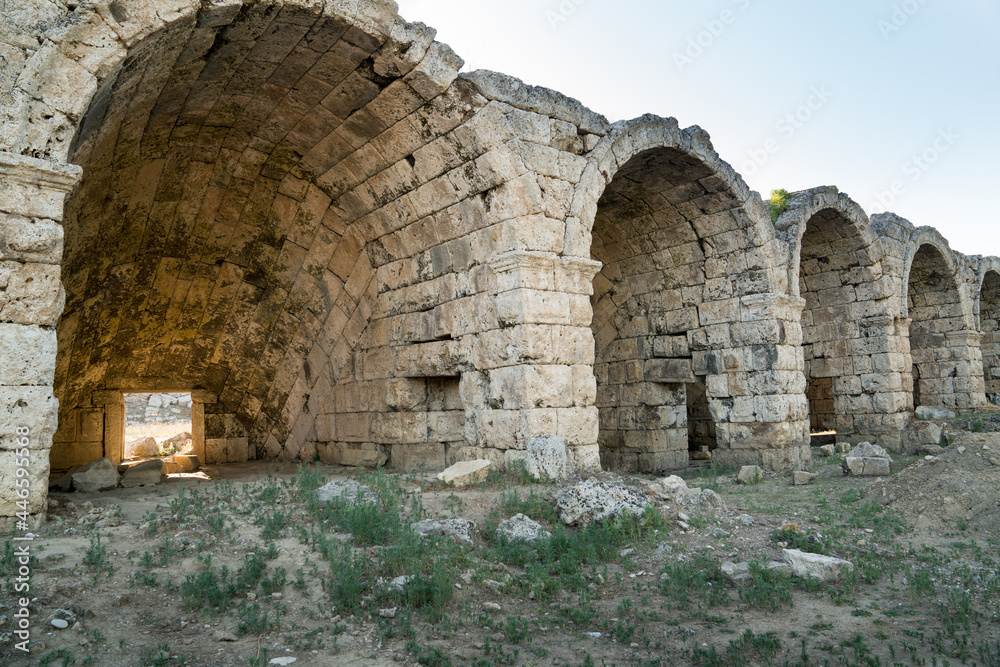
11;0;494;470
774;188;908;447
567;115;809;472
903;230;983;410
978;260;1000;405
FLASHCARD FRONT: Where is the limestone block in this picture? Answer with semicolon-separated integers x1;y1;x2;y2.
901;421;944;453
390;443;444;471
0;213;62;264
0;386;57;450
120;459;163;488
737;465;764;485
841;442;892;476
496;513;551;543
173;454;200;472
71;457;119;492
437;459;491;487
915;406;956;420
0;448;49;514
0;324;56;385
555;478;649;526
782;549;854;583
792;471;817;485
125;436;158;459
341;447;389;468
506;433;572;481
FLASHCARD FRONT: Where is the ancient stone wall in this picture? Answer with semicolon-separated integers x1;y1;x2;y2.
2;0;998;530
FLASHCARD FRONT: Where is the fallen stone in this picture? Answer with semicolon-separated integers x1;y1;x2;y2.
437;459;491;487
172;454;200;472
782;548;854;582
915;406;956;421
841;442;892;477
411;518;476;546
269;658;297;666
120;459;163;488
792;471;817;486
388;575;413;593
836;442;852;454
71;458;120;492
496;513;551;543
316;480;378;505
737;465;764;485
51;618;68;629
483;602;501;611
213;630;237;642
721;561;751;583
915;445;944;456
903;421;944;453
50;465;81;491
556;479;649;526
818;444;836;457
377;608;397;619
147;394;162;408
125;436;159;459
161;431;193;453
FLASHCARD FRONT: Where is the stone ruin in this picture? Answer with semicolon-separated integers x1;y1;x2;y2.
2;0;999;530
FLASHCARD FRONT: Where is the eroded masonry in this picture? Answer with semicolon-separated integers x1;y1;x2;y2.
2;0;998;528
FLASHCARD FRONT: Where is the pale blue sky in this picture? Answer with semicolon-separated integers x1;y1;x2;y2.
395;0;1000;256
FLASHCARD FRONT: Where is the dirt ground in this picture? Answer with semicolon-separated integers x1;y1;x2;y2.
4;427;1000;666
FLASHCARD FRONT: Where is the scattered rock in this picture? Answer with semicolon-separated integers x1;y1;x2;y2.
411;519;476;546
496;513;551;543
437;459;491;487
736;514;754;526
836;442;853;454
161;431;193;453
818;444;836;457
316;480;378;505
721;561;751;583
213;630;238;642
388;575;414;593
649;475;727;512
916;445;945;456
737;465;764;485
269;659;297;666
915;406;956;421
71;458;120;492
125;436;159;459
841;442;892;477
483;602;501;611
792;471;817;486
555;479;649;526
378;608;397;619
51;618;69;629
782;548;854;582
120;459;163;488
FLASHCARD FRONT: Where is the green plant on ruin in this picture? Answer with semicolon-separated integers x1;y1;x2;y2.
769;188;791;223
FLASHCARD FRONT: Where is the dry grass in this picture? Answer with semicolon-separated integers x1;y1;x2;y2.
125;420;192;442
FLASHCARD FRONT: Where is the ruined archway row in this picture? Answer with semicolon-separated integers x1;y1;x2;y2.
2;0;998;531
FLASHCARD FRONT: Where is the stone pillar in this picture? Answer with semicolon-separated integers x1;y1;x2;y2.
92;390;125;464
843;315;911;451
472;251;602;471
707;294;812;472
0;152;81;530
191;389;217;465
947;330;987;410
